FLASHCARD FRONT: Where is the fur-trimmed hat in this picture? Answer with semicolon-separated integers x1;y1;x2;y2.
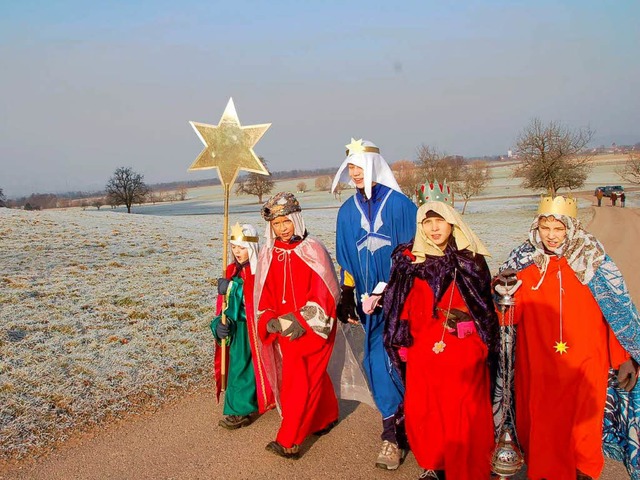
261;192;302;221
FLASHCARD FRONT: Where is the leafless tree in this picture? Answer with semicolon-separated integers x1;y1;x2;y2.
391;159;420;199
296;181;307;193
333;182;349;202
92;198;105;210
617;152;640;185
513;118;594;195
176;185;188;201
105;167;150;213
416;144;464;183
235;157;274;203
452;161;492;214
315;175;332;191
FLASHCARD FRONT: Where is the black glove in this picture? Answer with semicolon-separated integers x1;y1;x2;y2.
216;321;230;339
617;359;639;392
217;278;231;296
266;318;282;334
280;313;306;340
337;285;358;323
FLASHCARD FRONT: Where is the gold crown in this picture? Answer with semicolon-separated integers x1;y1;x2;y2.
230;222;259;243
537;195;578;219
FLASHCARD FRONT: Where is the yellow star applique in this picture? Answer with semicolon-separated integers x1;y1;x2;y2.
189;98;270;186
554;341;569;355
345;138;365;156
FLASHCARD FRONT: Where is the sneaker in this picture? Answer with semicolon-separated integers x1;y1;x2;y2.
419;470;445;479
375;440;405;470
218;414;253;430
265;441;300;459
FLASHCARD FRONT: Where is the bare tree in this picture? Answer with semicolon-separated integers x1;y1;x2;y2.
513;118;594;195
0;188;5;207
296;181;307;193
235;157;274;203
333;182;349;202
315;175;332;191
105;167;150;213
415;145;464;183
452;161;492;214
391;159;420;199
617;152;640;185
176;185;188;201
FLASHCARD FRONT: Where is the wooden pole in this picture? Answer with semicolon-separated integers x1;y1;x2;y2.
220;183;230;391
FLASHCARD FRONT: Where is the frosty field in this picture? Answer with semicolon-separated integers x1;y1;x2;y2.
0;158;632;459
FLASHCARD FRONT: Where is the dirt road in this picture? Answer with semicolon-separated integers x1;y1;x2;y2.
1;206;638;480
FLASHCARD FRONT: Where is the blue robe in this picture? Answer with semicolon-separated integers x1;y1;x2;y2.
336;184;417;418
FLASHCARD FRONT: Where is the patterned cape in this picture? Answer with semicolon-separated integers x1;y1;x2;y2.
501;242;640;479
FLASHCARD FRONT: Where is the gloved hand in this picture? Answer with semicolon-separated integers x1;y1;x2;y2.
280;313;306;340
216;321;230;339
337;285;358;323
217;278;231;296
440;308;472;331
494;268;522;296
617;358;639;392
266;318;282;334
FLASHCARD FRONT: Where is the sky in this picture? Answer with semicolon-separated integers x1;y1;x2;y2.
1;0;639;197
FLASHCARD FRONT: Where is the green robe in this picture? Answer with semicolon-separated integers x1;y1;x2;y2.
210;277;258;416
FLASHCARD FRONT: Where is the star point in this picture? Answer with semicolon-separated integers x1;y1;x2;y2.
554;341;569;355
188;98;271;186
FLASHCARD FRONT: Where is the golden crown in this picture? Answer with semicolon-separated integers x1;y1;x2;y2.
230;222;259;243
537;195;578;219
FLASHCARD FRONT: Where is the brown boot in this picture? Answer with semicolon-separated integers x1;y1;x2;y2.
265;441;300;459
218;414;253;430
576;470;593;480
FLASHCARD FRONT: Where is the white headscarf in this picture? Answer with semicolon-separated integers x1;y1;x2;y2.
412;201;491;261
230;223;260;274
262;212;307;247
331;139;402;198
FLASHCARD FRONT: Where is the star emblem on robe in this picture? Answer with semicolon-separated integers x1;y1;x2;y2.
554;341;569;355
188;98;271;186
345;138;365;156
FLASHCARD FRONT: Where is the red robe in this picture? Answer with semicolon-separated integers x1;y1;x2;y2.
257;238;339;448
401;278;494;479
513;257;629;480
214;262;275;414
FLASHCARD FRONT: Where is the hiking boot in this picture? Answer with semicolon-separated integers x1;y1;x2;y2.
375;440;405;470
265;441;300;459
419;470;445;479
312;419;338;436
218;414;253;430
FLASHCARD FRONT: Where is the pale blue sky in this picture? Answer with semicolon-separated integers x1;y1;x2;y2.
1;0;639;196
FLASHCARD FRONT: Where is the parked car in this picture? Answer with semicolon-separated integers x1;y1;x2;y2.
594;185;624;198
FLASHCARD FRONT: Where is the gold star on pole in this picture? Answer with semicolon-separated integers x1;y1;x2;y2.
554;341;569;355
188;98;270;186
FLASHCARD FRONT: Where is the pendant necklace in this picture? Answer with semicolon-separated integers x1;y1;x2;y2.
433;268;457;354
554;268;569;355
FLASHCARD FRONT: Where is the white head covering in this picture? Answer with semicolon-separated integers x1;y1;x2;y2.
331;138;402;198
263;212;306;247
230;223;260;274
412;201;491;261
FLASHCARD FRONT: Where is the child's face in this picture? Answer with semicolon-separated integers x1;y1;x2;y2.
231;244;249;264
421;215;453;251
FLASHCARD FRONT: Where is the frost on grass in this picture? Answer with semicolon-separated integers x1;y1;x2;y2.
0;209;217;459
0;199;591;459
